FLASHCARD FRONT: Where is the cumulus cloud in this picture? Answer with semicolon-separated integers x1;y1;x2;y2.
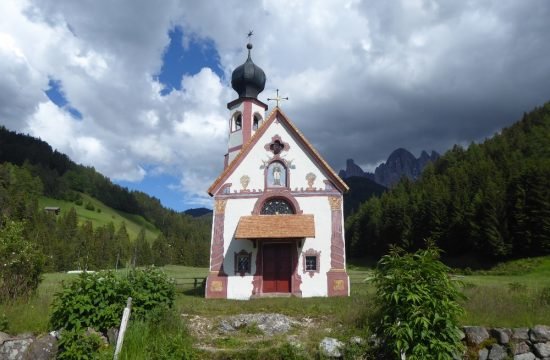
1;0;550;209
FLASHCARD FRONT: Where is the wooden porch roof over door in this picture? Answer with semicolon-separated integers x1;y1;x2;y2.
235;214;315;239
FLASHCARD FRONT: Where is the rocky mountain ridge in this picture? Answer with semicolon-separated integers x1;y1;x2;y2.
339;148;440;188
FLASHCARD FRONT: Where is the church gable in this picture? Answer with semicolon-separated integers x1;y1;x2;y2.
208;108;348;196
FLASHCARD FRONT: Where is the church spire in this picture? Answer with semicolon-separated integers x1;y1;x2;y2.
225;38;268;168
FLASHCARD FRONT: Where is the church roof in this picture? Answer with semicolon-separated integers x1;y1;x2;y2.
208;107;349;196
235;214;315;239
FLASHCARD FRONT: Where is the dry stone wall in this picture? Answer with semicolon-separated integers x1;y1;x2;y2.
463;325;550;360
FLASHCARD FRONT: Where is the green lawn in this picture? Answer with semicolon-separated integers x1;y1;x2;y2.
2;259;550;336
39;193;159;242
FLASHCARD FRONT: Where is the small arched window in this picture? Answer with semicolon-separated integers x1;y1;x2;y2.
261;198;294;215
232;113;242;132
253;113;262;130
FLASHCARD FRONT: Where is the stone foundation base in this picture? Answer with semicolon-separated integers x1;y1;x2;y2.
205;273;228;299
326;270;350;297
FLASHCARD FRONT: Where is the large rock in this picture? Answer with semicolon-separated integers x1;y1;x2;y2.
513;353;536;360
533;342;550;358
319;337;344;358
488;344;507;360
530;325;550;343
0;337;34;360
512;328;530;342
463;326;490;346
491;328;512;344
0;331;11;343
219;313;299;336
23;334;57;360
512;341;532;355
478;348;489;360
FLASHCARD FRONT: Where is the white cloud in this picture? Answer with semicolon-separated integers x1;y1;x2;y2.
1;0;550;209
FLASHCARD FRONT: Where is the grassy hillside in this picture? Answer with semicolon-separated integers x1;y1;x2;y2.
39;193;159;242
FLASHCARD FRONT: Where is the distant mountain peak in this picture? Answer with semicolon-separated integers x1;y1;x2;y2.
339;148;440;188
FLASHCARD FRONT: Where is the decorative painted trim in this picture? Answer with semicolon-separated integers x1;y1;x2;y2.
234;250;252;276
214;199;227;214
208;108;348;196
240;175;250;191
242;101;252;144
306;172;317;190
328;196;342;211
251;190;303;215
227;97;268;110
206;207;228;298
264;159;290;189
302;248;321;278
215;189;341;200
218;183;232;195
228;145;243;153
264;134;290;154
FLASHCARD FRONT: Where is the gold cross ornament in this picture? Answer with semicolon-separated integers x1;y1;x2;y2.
267;89;289;108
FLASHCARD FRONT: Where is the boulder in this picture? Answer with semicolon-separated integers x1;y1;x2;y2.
478;348;488;360
488;344;507;360
107;327;119;345
512;341;532;355
530;325;550;343
319;337;344;358
0;331;11;343
218;313;298;336
512;328;530;342
513;353;536;360
23;334;57;360
463;326;490;346
0;337;34;360
533;342;550;358
491;328;512;344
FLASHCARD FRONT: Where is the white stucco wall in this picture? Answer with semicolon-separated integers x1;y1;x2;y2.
224;118;330;194
214;111;346;299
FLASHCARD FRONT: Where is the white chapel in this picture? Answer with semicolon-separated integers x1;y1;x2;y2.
205;42;350;299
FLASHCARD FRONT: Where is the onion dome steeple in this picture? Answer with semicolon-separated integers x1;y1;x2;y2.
231;43;266;99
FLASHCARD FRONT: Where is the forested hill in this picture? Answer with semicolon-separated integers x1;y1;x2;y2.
346;101;550;263
0;126;211;269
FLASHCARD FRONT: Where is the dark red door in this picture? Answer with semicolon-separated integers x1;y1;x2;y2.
263;243;291;293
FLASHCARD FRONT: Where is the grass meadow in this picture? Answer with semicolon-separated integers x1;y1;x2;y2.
2;257;550;357
39;194;159;242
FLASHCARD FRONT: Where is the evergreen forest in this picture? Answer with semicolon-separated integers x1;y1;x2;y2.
346;101;550;263
0;126;211;271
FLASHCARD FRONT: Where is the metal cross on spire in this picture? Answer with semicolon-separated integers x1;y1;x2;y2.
247;30;254;40
267;89;289;108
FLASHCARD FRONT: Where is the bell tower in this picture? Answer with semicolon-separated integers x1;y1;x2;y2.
225;42;268;168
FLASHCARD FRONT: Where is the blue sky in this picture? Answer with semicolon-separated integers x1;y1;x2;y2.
2;1;550;212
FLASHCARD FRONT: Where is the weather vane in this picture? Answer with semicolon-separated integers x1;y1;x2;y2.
247;30;254;40
267;89;289;108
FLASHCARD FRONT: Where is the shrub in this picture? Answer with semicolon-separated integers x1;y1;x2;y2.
50;268;176;333
85;201;95;211
57;329;111;360
0;219;44;302
372;245;465;359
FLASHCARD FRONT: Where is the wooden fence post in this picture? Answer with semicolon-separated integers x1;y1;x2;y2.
113;297;132;360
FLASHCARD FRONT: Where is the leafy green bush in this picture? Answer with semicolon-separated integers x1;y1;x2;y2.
57;329;108;360
372;245;465;359
85;201;95;211
0;219;45;302
49;268;175;333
